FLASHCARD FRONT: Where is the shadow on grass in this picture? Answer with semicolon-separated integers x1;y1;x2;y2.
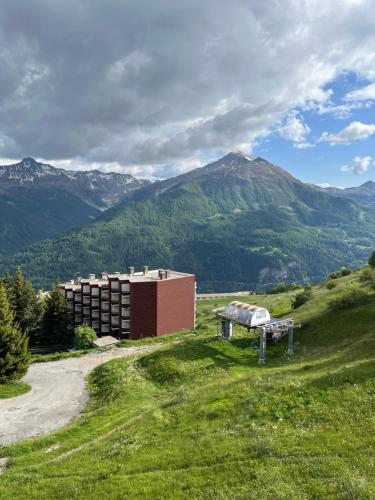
138;301;375;387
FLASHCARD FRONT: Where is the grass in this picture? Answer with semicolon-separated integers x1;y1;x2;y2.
0;381;31;399
0;270;374;498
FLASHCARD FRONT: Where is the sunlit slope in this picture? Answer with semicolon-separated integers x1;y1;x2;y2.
0;271;374;498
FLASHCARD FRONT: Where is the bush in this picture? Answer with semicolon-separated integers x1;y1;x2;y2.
329;272;340;279
74;325;97;349
293;286;313;309
326;281;336;290
268;283;301;294
359;266;375;289
328;285;370;311
340;268;352;276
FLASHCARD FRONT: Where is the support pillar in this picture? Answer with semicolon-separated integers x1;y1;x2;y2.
287;323;294;355
258;327;266;364
221;319;233;340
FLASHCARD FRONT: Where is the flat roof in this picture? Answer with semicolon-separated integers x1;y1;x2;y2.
59;269;194;287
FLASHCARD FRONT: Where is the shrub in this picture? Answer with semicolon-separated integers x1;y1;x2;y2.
328;285;370;311
329;272;340;279
359;266;375;289
268;283;301;294
293;286;313;309
326;281;336;290
340;268;352;276
74;325;97;349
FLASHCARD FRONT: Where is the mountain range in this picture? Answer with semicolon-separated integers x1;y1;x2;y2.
0;157;149;255
1;152;374;291
324;181;375;207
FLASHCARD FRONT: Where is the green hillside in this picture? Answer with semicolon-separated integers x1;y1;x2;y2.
1;154;374;291
0;271;374;498
0;187;100;256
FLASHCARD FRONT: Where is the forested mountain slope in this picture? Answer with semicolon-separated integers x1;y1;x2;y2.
1;153;374;290
0;157;149;255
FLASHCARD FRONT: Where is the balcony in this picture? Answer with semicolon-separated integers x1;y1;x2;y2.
92;310;99;319
92;321;100;330
111;292;120;303
66;292;74;300
92;288;99;297
121;320;130;329
121;296;130;305
111;281;120;291
121;283;130;293
74;294;82;302
92;299;99;308
83;307;91;316
101;324;109;333
101;313;109;322
101;304;109;312
83;296;91;305
111;305;120;315
101;292;109;301
121;308;129;318
111;317;119;327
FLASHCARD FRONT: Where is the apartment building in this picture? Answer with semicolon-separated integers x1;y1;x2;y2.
59;267;196;340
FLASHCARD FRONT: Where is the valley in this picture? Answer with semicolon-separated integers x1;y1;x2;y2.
1;153;374;291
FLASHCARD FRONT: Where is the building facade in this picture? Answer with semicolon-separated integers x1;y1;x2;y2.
59;267;196;340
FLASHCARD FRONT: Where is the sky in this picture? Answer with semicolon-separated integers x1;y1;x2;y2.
0;0;375;186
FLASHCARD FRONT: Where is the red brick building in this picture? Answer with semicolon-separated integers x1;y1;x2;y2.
59;267;196;339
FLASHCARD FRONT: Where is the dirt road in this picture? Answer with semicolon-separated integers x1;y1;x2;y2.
0;345;162;446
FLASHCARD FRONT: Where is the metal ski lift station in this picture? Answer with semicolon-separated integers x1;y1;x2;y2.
217;301;298;364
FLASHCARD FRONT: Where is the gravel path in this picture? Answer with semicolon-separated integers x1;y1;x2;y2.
0;345;162;446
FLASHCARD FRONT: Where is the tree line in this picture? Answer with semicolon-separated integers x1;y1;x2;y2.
0;268;71;382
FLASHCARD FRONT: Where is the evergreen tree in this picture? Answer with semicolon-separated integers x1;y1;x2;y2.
368;250;375;268
41;285;71;345
0;283;14;327
12;267;43;340
0;284;30;382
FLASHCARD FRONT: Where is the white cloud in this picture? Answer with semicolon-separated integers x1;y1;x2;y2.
345;82;375;101
294;141;314;149
1;1;375;176
340;155;373;174
319;121;375;145
278;114;311;144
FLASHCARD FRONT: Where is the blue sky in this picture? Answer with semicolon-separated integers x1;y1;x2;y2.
252;73;375;188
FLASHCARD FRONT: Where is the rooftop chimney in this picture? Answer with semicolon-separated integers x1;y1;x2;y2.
143;265;149;275
88;273;96;280
101;272;108;279
128;266;134;275
158;269;166;280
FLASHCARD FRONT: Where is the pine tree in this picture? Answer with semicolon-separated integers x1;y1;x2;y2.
41;285;71;345
0;283;14;327
369;250;375;268
12;267;43;338
0;284;30;382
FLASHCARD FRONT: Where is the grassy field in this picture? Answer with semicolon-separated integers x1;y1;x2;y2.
0;272;374;498
0;382;31;399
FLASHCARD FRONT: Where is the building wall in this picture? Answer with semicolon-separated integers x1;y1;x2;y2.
130;281;158;339
156;276;196;336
